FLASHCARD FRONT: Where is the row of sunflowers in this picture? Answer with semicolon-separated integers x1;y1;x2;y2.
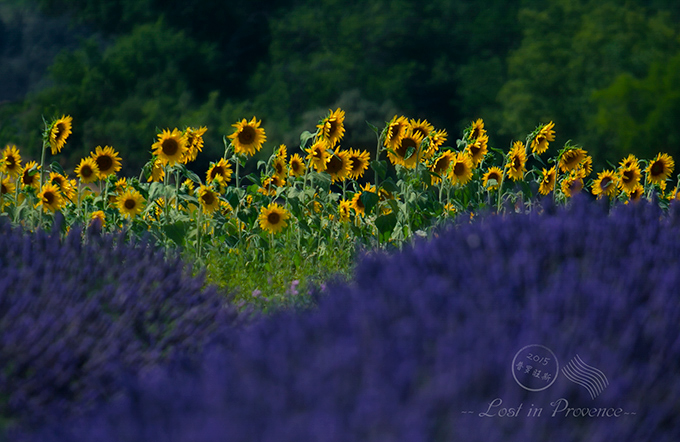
1;109;678;261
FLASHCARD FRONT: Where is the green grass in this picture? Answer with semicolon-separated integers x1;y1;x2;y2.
200;232;357;313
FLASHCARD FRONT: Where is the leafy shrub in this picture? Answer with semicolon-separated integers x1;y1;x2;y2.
18;197;680;440
0;216;242;432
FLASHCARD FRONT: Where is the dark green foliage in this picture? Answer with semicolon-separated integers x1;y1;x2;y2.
2;0;680;175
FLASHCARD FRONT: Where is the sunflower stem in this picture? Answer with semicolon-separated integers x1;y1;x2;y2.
197;205;203;261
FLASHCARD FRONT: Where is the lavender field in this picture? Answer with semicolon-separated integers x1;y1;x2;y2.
2;195;680;440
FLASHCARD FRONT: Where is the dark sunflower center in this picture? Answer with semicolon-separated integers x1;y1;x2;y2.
326;155;342;175
267;212;281;225
355;197;364;210
470;144;481;156
488;172;501;182
512;156;521;170
454;162;466;176
210;166;225;180
7;156;15;167
600;177;612;190
22;171;32;185
238;126;256;145
82;165;94;178
44;191;55;205
1;183;7;194
55;123;66;139
291;161;301;173
275;162;284;175
563;153;579;167
327;120;338;138
622;170;634;183
434;158;450;174
397;138;418;158
651;161;665;176
96;155;113;173
162;138;179;157
202;192;215;205
124;199;136;210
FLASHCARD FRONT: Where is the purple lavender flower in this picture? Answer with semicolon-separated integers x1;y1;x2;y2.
0;217;242;432
16;197;680;441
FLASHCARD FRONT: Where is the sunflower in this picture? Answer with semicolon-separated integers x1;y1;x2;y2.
90;210;106;228
258;202;290;234
429;151;454;185
468;118;486;140
430;129;448;150
618;163;642;195
338;199;352;222
198;185;220;213
1;176;15;202
409;118;434;139
20;161;40;188
182;179;195;196
306;140;331;172
579;155;593;177
277;144;287;160
538;166;557;195
384;115;409;151
259;175;286;196
117;188;145;219
325;148;352;183
49;172;76;202
48;115;73;155
229;117;266;157
619;154;639;169
388;129;425;168
506;141;527;181
206;158;233;186
75;157;100;184
272;156;288;179
592;170;619;199
531;121;555;155
448;151;474;186
561;170;584;198
36;182;64;212
351;184;376;216
558;148;587;173
346;149;370;180
646;153;675;188
482;166;504;191
317;108;345;147
153;128;187;166
183;126;207;163
147;158;165;182
1;144;22;178
628;184;644;202
289;153;306;177
466;134;488;167
91;145;122;177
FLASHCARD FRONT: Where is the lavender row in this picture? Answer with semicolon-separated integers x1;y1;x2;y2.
0;217;242;431
17;197;680;440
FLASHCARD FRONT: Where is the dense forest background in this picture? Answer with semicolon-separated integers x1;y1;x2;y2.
1;0;680;176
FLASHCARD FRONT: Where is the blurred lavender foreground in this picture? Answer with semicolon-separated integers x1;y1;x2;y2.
0;217;241;436
15;197;680;441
